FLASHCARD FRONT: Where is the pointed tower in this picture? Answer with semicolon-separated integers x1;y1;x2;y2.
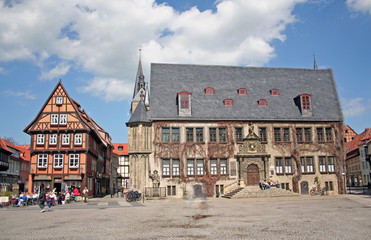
313;54;318;70
126;50;152;193
131;48;147;115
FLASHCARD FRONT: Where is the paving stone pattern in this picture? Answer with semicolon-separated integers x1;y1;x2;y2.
0;195;370;240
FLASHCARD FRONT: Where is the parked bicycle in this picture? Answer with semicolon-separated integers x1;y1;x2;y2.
310;187;324;196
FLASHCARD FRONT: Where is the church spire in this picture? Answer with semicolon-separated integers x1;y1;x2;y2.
313;53;318;70
133;47;145;99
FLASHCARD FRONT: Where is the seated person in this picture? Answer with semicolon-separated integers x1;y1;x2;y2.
17;193;27;207
65;192;71;203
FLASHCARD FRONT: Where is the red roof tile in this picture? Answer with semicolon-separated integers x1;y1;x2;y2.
112;143;128;155
345;128;371;156
0;137;12;154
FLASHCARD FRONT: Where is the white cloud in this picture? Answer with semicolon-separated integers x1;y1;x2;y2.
342;97;366;117
3;90;36;100
346;0;371;15
0;66;5;74
39;63;71;81
0;0;306;101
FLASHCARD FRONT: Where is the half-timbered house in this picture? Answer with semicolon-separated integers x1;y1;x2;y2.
24;81;113;196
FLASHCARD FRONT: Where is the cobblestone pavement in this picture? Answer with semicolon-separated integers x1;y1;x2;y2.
0;194;370;240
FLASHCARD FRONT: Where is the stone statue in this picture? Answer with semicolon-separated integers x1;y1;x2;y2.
149;170;160;188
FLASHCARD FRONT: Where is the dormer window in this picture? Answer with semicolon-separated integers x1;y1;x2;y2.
56;96;63;105
224;99;233;106
271;89;279;96
205;88;214;95
177;91;192;117
238;88;247;95
299;94;311;110
258;99;267;106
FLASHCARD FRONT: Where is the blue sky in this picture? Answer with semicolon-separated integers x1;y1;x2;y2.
0;0;370;145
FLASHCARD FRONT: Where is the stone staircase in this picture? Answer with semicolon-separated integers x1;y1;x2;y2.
224;186;299;199
221;187;244;199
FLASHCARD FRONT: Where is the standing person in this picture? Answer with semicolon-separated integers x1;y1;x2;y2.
38;186;46;213
82;187;89;203
73;187;80;201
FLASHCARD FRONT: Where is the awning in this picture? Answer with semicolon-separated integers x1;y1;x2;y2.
64;175;82;181
34;175;52;181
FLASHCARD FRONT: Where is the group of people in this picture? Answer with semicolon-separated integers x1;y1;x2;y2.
259;180;280;190
10;192;39;207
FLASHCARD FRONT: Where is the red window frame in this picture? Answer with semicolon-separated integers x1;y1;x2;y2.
300;94;311;110
258;99;267;106
178;91;191;109
224;99;233;106
238;88;247;95
205;88;214;95
271;89;279;96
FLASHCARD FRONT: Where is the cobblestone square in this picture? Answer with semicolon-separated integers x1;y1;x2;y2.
1;194;370;240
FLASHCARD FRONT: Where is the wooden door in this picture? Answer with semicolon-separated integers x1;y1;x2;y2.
246;164;260;186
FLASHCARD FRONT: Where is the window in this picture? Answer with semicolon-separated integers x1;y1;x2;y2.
162;159;170;176
49;134;57;145
74;134;82;145
328;156;335;172
37;154;48;168
172;128;179;142
274;128;290;142
69;154;79;168
258;99;267;106
300;156;314;173
36;134;45;145
317;128;324;142
187;159;194;176
259;127;267;142
180;93;190;109
53;154;64;168
185;128;193;142
162;128;170;142
210;159;218;175
51;114;58;125
60;114;67;125
275;157;283;174
196;128;204;142
224;99;233;106
325;127;333;141
296;128;312;143
55;96;63;105
62;134;70;145
205;88;214;95
209;128;217;142
271;89;279;96
285;157;292;174
162;127;179;142
304;128;312;142
300;94;311;110
220;159;227;175
196;159;204;175
118;146;123;151
325;181;334;191
172;159;180;176
167;186;176;196
235;127;243;142
319;156;326;172
219;128;226;143
238;88;247;95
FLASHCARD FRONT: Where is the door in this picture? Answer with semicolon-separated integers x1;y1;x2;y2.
300;181;309;194
246;164;260;186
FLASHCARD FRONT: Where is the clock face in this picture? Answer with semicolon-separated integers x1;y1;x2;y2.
248;142;257;152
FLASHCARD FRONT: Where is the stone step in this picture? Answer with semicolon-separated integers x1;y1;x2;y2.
231;186;299;199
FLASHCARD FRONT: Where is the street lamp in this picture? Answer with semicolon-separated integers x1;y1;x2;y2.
342;172;346;194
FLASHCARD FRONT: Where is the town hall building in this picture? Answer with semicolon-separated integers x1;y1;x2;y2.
127;56;345;198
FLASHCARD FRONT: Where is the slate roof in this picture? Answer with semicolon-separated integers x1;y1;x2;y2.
149;63;343;122
127;99;150;124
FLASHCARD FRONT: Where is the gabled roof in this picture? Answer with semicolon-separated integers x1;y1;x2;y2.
112;143;128;155
149;63;343;122
0;137;12;154
345;128;371;157
24;80;112;147
16;145;30;162
127;99;150;125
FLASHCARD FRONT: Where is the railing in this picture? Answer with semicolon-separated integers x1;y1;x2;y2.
347;185;370;194
145;187;166;197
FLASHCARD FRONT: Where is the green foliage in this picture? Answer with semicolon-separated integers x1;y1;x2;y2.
0;191;12;200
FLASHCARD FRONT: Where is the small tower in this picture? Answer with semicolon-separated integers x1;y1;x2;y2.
126;49;152;193
313;54;318;70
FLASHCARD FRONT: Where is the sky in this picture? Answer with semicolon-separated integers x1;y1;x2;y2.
0;0;370;145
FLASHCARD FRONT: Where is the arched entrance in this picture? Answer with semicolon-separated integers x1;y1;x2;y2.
300;181;309;194
246;164;260;186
